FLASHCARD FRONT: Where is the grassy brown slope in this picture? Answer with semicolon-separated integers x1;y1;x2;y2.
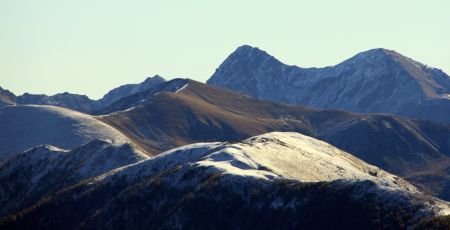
99;81;313;154
99;79;450;199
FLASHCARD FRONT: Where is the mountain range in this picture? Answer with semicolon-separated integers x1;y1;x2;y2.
4;77;450;199
2;46;450;229
208;45;450;124
0;75;165;113
94;79;450;200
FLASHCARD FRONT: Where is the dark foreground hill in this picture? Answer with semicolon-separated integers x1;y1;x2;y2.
1;133;448;229
0;140;148;217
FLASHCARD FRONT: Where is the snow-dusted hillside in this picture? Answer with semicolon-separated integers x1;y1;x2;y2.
0;140;149;216
2;132;448;229
98;132;418;192
86;132;448;217
195;132;413;185
0;105;130;162
1;132;449;228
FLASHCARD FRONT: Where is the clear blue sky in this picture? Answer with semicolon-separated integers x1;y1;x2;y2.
1;0;449;99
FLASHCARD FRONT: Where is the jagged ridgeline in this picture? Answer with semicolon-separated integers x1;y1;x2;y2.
2;46;450;229
208;46;450;124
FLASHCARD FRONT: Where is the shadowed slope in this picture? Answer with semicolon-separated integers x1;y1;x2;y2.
0;140;148;217
0;105;131;162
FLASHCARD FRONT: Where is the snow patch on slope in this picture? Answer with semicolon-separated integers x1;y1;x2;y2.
175;83;189;94
94;142;223;183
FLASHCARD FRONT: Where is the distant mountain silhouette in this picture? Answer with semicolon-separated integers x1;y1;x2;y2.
0;75;165;113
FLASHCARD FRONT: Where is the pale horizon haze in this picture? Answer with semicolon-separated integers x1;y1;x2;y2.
1;0;449;99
